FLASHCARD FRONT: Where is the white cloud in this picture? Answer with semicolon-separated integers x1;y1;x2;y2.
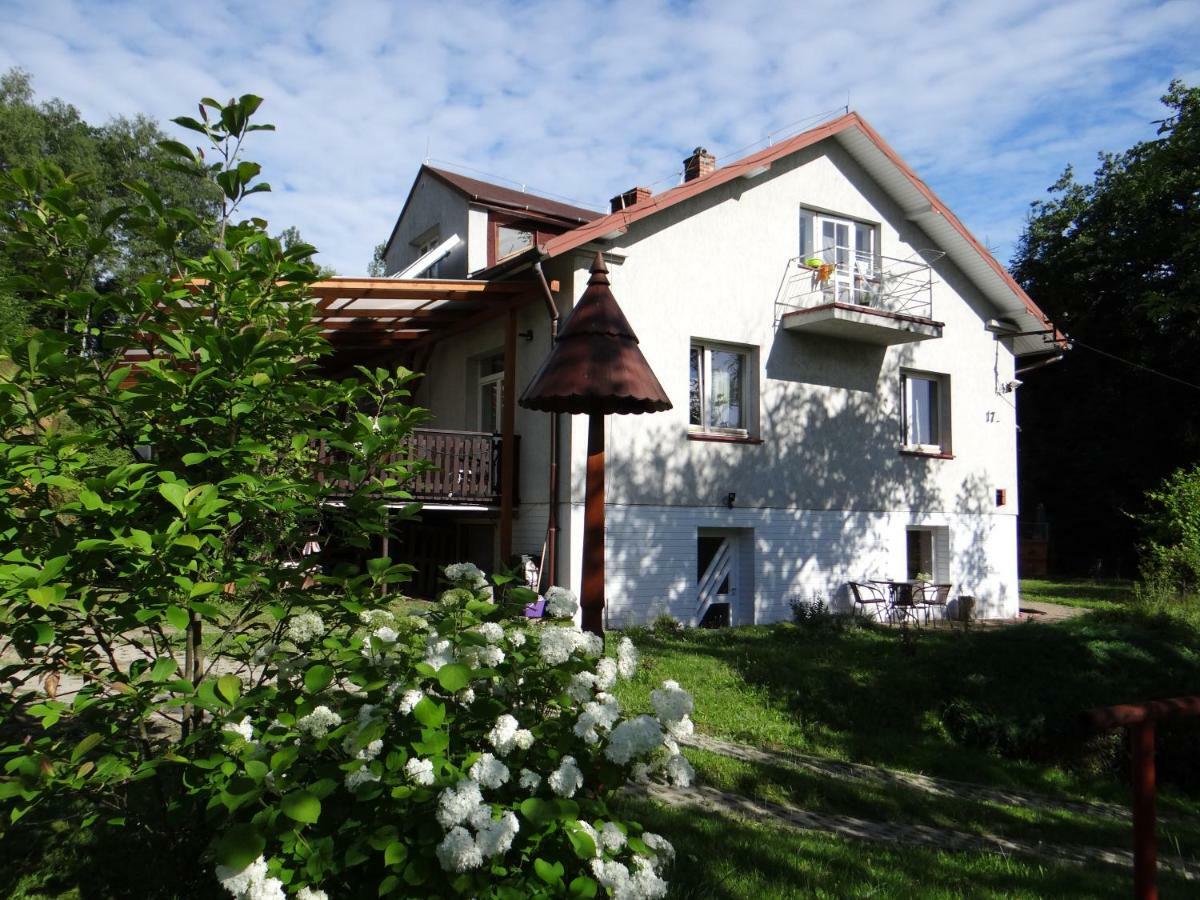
1;0;1196;271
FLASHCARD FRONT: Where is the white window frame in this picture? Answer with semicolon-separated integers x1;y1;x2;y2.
800;209;879;305
413;230;442;278
689;340;756;437
901;369;950;455
478;370;504;433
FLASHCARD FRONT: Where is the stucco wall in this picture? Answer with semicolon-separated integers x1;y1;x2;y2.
383;173;471;277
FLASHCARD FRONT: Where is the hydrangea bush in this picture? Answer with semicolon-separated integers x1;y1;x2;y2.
0;95;693;898
210;568;693;898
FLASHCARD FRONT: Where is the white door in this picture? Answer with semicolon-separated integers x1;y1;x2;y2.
815;215;876;304
478;371;503;432
693;531;741;626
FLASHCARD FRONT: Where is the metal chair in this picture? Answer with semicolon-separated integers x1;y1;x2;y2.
849;582;888;622
912;582;951;625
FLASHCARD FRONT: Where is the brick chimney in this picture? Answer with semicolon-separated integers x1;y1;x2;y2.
683;147;716;182
609;186;652;213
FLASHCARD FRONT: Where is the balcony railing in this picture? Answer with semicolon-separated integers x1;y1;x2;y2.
315;428;517;506
776;250;941;320
775;250;945;345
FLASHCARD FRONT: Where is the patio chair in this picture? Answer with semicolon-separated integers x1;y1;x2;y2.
918;583;952;624
849;582;888;622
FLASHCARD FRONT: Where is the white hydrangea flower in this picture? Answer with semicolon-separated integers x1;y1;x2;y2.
216;855;268;898
224;716;254;742
642;831;675;864
474;809;520;857
519;768;541;790
296;706;342;739
444;562;488;588
470;752;510;789
459;687;476;705
356;739;383;762
544;586;579;618
508;629;526;646
296;887;328;900
539;626;583;665
629;855;670;899
359;608;395;629
373;625;399;644
477;622;504;644
513;728;535;750
665;752;696;787
285;612;325;644
567;671;597;702
247;877;286;900
579;632;604;658
437;779;486;829
574;694;622;745
594;657;618;691
616;637;638;680
398;689;424;715
462;644;505;668
345;766;381;790
486;715;534;757
650;680;695;736
548;755;583;798
597;821;627;853
436;826;484;872
425;635;457;671
604;715;664;764
405;757;436;786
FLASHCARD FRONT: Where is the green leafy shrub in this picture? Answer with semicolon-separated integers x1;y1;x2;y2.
0;95;692;898
1138;463;1200;600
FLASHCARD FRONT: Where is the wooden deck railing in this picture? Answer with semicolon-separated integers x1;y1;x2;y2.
315;427;517;506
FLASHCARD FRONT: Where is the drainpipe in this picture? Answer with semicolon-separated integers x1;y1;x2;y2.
532;258;560;590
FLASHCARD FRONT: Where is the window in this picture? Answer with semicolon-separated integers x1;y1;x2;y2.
799;209;878;305
690;341;755;436
496;225;534;261
906;526;949;582
901;370;950;454
477;353;504;432
413;230;442;277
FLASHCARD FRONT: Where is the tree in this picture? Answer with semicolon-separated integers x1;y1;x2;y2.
1012;81;1200;575
0;94;687;899
367;241;388;277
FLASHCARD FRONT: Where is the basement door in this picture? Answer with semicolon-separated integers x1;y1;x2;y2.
694;529;746;627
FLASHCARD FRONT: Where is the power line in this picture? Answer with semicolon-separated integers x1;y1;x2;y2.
1066;335;1200;392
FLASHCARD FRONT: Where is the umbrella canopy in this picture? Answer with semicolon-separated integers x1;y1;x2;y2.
519;253;671;415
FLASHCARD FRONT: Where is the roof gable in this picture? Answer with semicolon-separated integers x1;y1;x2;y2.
540;113;1060;356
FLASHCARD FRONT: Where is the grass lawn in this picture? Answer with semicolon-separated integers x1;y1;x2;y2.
610;579;1200;895
1020;578;1136;612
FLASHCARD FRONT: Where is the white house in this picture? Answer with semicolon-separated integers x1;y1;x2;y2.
341;111;1061;626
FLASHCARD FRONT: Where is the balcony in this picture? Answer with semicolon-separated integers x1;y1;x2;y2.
774;252;944;345
316;428;518;507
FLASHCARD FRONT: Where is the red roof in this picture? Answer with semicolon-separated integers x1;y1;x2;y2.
424;166;601;226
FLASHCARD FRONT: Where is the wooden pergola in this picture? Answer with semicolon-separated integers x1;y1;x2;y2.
308;277;546;561
122;276;546;562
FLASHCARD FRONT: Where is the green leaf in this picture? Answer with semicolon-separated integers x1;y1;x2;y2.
158;482;188;515
214;824;265;871
27;586;64;608
565;822;597;860
435;663;471;694
165;605;189;631
412;698;445;729
303;664;333;694
281;789;321;824
519;797;555;825
569;876;599;899
71;733;103;762
216;674;242;704
149;657;178;682
245;760;268;780
534;858;564;886
384;840;407;867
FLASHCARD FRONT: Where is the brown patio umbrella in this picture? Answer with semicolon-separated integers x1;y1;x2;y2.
520;252;671;636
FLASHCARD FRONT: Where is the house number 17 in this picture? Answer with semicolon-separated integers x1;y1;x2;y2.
985;411;997;423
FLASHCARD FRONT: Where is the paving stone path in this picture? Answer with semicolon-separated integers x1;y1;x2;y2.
681;732;1136;822
636;780;1200;880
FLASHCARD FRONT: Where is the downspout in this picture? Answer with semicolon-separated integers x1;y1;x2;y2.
532;258;560;590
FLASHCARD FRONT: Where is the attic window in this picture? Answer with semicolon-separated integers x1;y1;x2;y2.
497;225;534;261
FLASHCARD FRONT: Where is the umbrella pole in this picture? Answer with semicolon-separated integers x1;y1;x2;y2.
581;412;605;637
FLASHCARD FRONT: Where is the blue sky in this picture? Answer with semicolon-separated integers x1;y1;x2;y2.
1;0;1197;274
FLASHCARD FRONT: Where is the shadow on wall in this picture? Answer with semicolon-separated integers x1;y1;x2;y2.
596;335;1002;626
